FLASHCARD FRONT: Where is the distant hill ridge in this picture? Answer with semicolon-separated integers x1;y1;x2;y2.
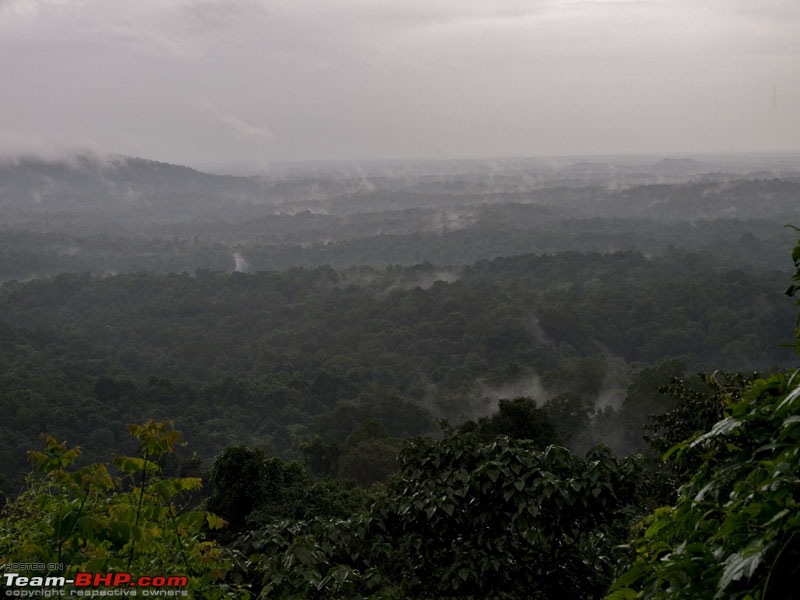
1;152;799;231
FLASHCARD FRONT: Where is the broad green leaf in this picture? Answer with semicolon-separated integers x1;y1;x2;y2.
718;544;768;593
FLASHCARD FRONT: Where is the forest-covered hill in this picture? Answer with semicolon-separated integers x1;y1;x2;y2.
0;249;796;496
2;155;800;598
2;154;800;279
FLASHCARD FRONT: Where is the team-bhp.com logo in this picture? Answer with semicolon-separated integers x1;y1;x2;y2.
3;572;189;597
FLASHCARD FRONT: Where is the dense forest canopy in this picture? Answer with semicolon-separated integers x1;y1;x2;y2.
1;155;798;492
1;154;799;598
0;248;795;494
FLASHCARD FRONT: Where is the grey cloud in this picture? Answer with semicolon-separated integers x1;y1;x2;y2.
0;0;797;163
198;103;277;142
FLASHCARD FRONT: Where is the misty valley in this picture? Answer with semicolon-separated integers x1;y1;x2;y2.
2;153;800;598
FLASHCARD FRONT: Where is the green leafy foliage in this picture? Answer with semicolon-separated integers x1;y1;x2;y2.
608;370;800;599
337;438;402;487
786;226;800;349
206;446;368;539
0;421;245;598
239;433;647;599
378;436;646;599
461;396;562;447
644;371;754;496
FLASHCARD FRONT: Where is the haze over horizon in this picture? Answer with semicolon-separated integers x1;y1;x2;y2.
1;0;798;167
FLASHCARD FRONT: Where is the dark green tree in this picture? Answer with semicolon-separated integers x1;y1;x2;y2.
462;397;561;447
241;433;646;599
206;446;274;532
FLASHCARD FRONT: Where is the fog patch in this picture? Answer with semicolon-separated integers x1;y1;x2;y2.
414;269;460;289
595;386;624;411
275;204;330;216
430;208;476;232
431;374;550;425
353;164;376;194
524;316;552;346
385;269;460;292
478;374;548;408
232;251;250;273
339;267;379;288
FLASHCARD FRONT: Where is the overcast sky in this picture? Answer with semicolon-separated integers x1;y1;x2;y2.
0;0;798;167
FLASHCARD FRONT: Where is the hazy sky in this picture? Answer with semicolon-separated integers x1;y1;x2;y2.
0;0;798;166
